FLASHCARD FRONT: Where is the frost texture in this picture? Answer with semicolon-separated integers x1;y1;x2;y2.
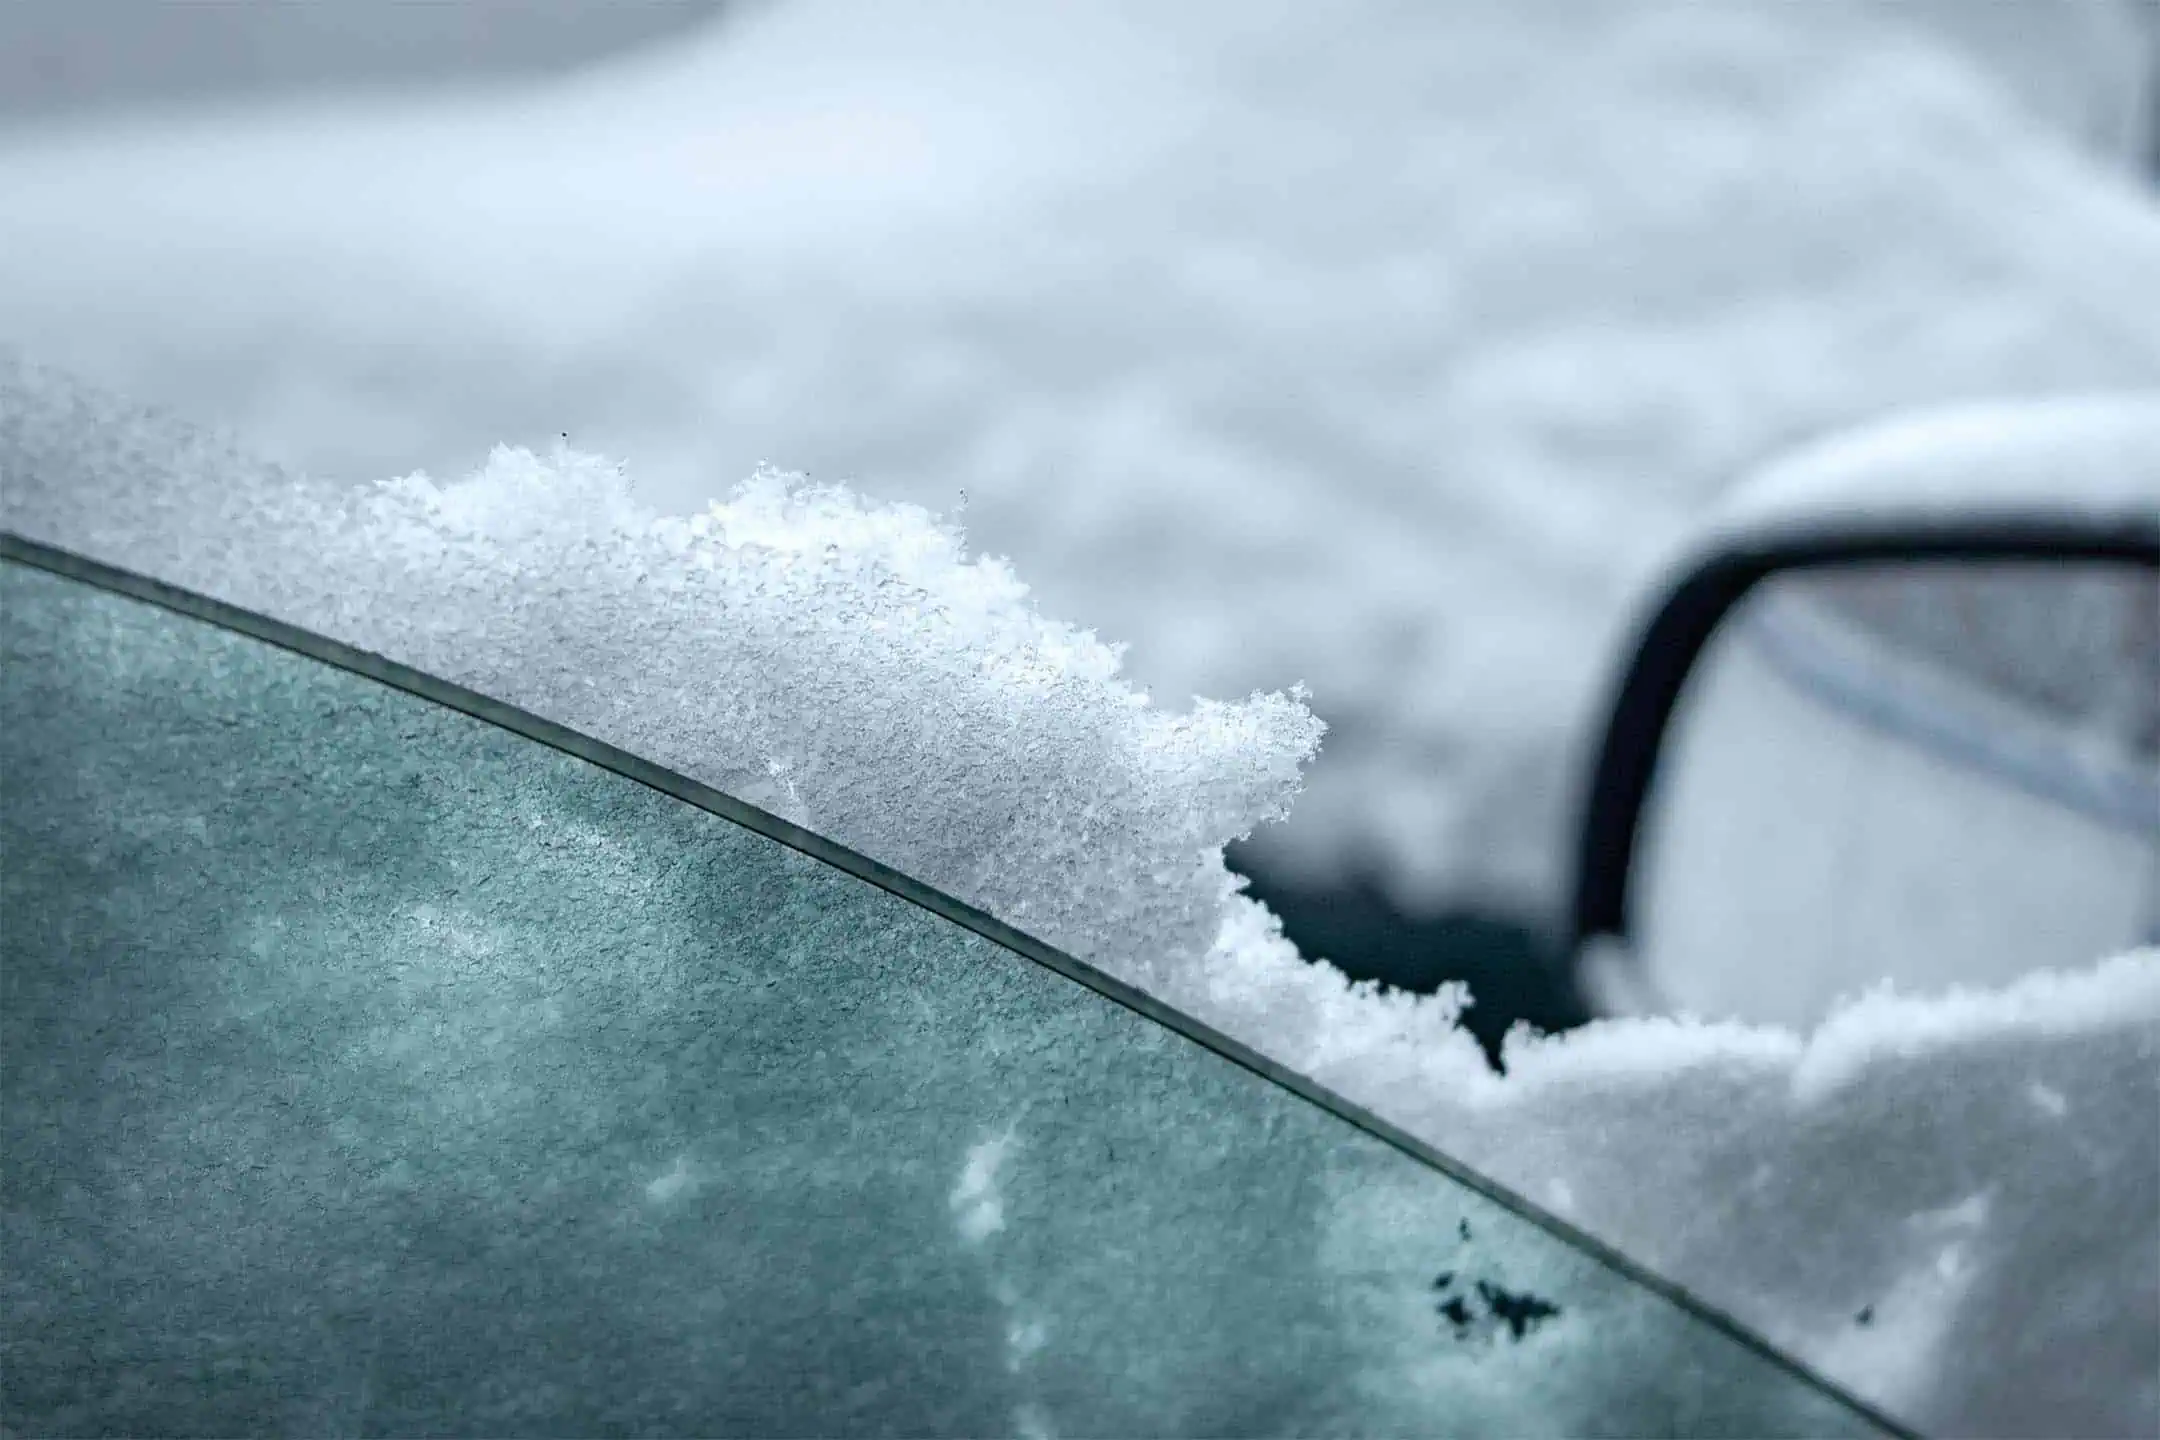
3;361;2154;1436
5;0;2159;915
0;358;1320;1008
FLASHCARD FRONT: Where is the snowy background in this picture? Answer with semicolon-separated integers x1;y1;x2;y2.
4;2;2160;1434
5;0;2157;943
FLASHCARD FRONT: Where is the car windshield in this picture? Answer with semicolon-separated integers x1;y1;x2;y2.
0;545;1892;1436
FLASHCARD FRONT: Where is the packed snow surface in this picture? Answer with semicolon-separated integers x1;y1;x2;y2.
5;0;2160;916
4;362;2155;1437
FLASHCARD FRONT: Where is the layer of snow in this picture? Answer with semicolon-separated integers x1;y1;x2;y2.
1702;395;2160;542
5;362;2153;1436
6;0;2160;918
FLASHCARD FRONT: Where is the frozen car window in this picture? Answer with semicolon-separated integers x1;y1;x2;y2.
0;555;1891;1438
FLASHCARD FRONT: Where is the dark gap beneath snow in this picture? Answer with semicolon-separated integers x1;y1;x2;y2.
1226;841;1593;1071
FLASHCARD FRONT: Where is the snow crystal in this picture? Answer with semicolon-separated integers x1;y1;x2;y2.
6;0;2160;917
1787;950;2160;1103
645;1156;696;1205
951;1131;1015;1247
1709;393;2160;539
0;355;1321;1009
5;365;2154;1434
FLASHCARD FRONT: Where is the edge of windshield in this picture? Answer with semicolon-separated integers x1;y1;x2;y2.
0;527;1916;1438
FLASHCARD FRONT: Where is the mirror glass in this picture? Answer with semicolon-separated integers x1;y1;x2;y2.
1607;557;2159;1027
0;558;1886;1438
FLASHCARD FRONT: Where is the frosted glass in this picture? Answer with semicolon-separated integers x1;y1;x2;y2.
0;560;1885;1438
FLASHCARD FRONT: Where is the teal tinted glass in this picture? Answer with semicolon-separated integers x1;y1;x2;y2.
0;558;1889;1438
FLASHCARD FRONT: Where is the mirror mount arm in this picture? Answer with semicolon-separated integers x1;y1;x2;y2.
1567;515;2160;954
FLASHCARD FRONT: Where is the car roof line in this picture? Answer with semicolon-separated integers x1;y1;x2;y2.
0;527;1917;1438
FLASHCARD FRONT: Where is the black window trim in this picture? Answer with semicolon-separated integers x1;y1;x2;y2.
1568;513;2160;953
2;527;1911;1436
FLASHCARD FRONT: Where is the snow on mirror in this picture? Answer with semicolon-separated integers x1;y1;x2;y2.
1607;558;2160;1028
0;561;1888;1438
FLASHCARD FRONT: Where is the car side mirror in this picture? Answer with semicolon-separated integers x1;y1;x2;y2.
1568;401;2160;1026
